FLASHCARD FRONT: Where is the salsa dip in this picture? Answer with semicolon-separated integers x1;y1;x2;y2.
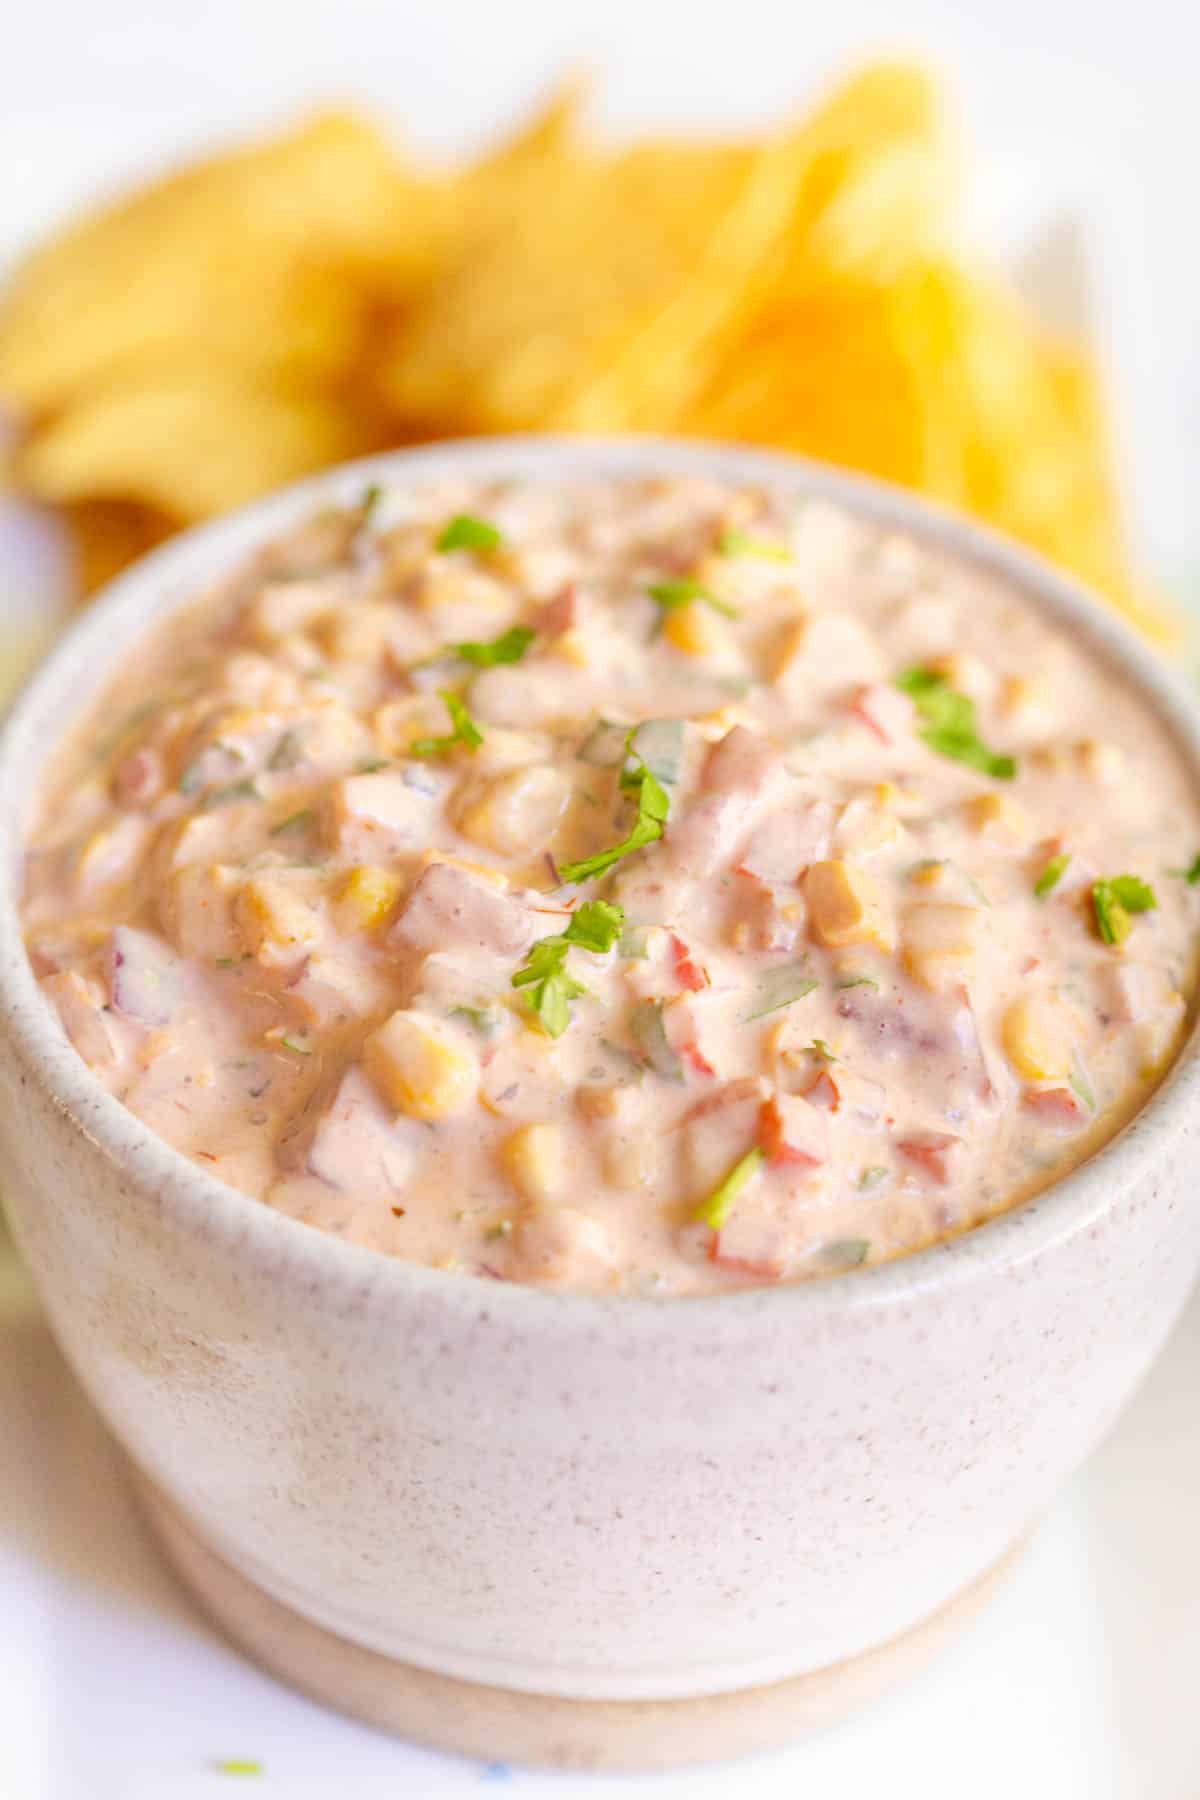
21;475;1200;1294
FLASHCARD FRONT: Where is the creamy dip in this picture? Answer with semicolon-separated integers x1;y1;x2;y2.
21;476;1200;1293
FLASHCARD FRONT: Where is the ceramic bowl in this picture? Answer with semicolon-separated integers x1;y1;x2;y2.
2;438;1198;1770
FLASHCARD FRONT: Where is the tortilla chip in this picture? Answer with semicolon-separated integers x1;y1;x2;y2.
15;371;376;520
0;111;440;415
63;499;175;596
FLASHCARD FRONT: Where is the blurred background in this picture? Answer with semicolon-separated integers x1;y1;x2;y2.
1;5;1199;1798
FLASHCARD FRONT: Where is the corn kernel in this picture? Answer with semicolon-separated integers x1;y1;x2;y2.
554;627;592;667
363;1010;478;1121
998;674;1054;730
805;860;894;951
417;567;511;616
415;850;509;890
500;1122;568;1204
336;865;403;932
964;791;1031;843
455;765;572;857
664;601;727;658
901;903;982;993
1001;993;1076;1082
767;613;809;683
316;603;397;664
910;859;952;891
1077;739;1125;784
236;875;321;963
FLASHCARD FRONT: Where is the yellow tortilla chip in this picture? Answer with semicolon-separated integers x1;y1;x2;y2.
0;111;441;415
15;371;376;520
63;499;175;596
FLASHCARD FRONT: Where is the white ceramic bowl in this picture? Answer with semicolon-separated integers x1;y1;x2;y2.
2;438;1198;1770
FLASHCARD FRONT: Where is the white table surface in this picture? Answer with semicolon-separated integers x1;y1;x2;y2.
2;11;1199;1795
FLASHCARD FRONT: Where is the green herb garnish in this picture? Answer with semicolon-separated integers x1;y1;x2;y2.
856;1167;889;1193
436;513;503;554
1091;874;1157;946
1170;853;1200;885
558;732;670;884
360;482;382;524
693;1147;765;1232
201;778;259;810
511;899;625;1037
268;728;304;772
627;998;685;1081
450;1003;504;1040
279;1033;313;1055
818;1237;872;1268
646;577;738;632
895;667;1017;779
1034;852;1071;899
1068;1050;1096;1112
448;625;534;667
743;962;818;1021
806;1038;839;1063
718;527;791;562
835;974;880;992
270;808;314;837
410;689;484;758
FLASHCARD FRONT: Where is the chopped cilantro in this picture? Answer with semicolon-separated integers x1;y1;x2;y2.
895;667;1017;779
1091;874;1157;946
511;900;624;1037
1170;853;1200;885
835;974;880;992
1034;852;1070;899
449;625;535;667
355;757;390;775
359;482;382;524
268;728;304;772
436;513;503;554
806;1038;839;1063
627;998;685;1081
279;1033;313;1055
450;1003;504;1040
818;1237;872;1268
1069;1050;1096;1112
558;733;670;884
646;576;738;631
856;1167;889;1193
270;808;313;837
410;689;484;758
201;778;259;810
694;1147;764;1232
718;527;791;562
743;962;818;1020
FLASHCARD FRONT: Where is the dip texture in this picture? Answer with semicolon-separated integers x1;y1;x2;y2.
21;476;1200;1293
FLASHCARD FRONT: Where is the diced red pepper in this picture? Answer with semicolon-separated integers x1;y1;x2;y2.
758;1094;826;1167
1022;1086;1088;1128
802;1069;841;1111
846;682;913;745
670;932;709;993
896;1131;964;1184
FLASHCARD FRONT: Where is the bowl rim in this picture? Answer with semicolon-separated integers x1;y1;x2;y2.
2;432;1198;1331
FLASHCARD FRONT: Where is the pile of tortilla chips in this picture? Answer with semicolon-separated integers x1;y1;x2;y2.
0;62;1177;643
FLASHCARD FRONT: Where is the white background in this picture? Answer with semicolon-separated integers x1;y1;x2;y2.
1;5;1199;1796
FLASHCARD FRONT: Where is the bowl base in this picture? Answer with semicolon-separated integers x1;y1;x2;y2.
133;1472;1021;1772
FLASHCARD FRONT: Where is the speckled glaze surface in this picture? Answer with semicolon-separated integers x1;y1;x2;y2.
1;440;1198;1722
